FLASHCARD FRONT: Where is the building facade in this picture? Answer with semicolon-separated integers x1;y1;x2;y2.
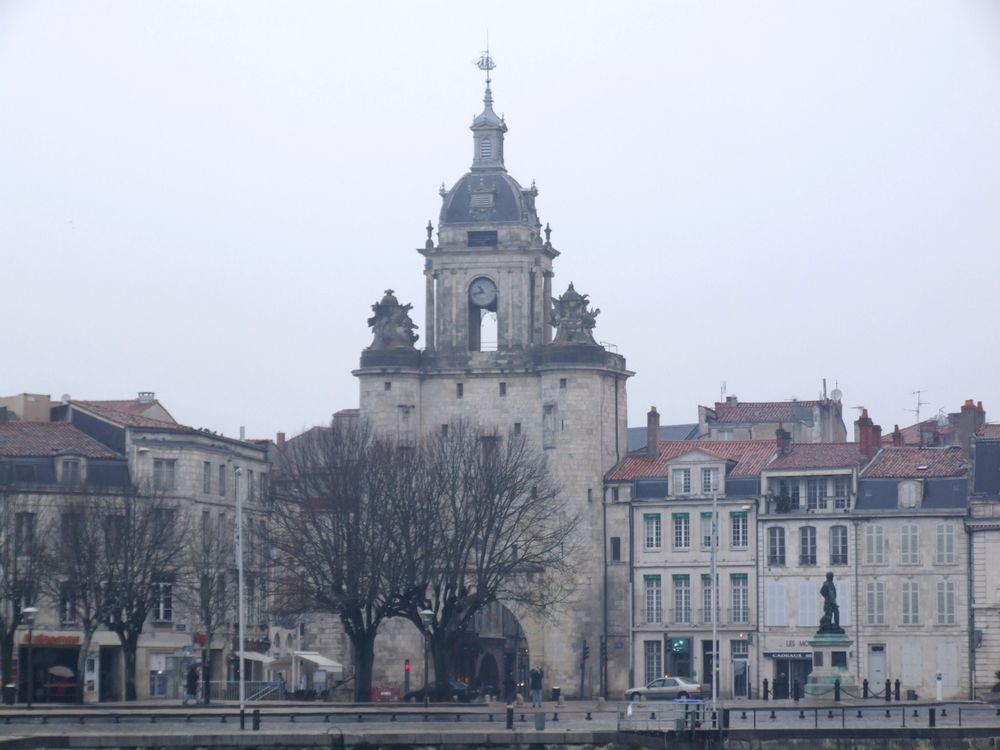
0;392;272;702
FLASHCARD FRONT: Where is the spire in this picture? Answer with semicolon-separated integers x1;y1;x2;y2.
471;47;507;171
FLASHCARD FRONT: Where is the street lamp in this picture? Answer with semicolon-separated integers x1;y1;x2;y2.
22;607;38;708
235;467;246;729
418;609;434;706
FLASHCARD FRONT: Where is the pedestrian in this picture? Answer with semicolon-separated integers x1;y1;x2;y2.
195;665;204;704
503;671;516;706
529;666;544;707
183;664;199;706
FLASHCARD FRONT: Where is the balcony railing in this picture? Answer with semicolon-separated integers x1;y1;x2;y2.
639;608;663;626
698;608;722;625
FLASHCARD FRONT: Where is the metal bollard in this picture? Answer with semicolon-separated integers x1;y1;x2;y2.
252;709;260;731
506;706;514;730
884;679;891;703
863;678;869;699
762;678;769;701
834;679;841;702
928;707;936;727
894;679;901;702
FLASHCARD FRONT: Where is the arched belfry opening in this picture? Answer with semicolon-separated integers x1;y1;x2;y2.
468;276;498;351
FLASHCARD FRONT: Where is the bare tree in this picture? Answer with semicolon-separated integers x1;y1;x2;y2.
268;422;423;702
101;486;188;701
404;423;579;692
0;489;45;700
38;495;115;704
176;508;233;704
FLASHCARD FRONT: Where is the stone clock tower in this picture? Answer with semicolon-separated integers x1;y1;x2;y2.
353;66;632;697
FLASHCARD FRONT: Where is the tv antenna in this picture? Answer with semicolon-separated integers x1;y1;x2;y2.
720;381;727;402
906;389;929;425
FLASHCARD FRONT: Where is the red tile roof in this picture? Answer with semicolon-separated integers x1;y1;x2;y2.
0;422;120;459
70;401;183;429
766;443;865;471
711;400;822;424
883;419;955;446
862;446;966;479
607;441;775;481
978;424;1000;439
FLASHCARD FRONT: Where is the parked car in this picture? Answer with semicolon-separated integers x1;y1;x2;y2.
624;676;704;701
403;680;483;703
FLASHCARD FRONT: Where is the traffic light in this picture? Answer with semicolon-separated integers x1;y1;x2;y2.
582;640;590;661
404;659;410;672
600;638;607;661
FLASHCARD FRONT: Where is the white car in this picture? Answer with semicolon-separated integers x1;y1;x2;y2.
624;676;704;701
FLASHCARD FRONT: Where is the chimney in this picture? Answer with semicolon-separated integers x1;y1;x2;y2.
955;399;986;457
726;395;738;406
277;432;286;451
647;406;660;459
891;424;903;447
137;391;155;404
775;424;792;455
855;408;882;460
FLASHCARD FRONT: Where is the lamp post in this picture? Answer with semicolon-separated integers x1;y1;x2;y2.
419;609;434;706
235;467;246;729
22;607;38;708
710;493;718;718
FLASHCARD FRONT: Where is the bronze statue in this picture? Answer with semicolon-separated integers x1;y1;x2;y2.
366;289;419;351
819;572;842;633
551;283;600;346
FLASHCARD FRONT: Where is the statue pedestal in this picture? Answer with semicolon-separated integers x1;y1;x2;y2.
804;631;857;696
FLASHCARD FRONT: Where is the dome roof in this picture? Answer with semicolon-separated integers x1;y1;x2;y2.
440;171;529;225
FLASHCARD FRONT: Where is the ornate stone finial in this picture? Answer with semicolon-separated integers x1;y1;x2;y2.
551;283;601;346
425;220;434;249
439;182;447;197
366;289;419;351
543;222;552;248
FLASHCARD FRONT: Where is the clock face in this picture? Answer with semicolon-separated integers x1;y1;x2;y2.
469;277;497;307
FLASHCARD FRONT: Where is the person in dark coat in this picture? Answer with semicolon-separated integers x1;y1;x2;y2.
503;671;517;706
529;666;544;707
184;664;199;705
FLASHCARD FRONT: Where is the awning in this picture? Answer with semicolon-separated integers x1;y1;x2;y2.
237;651;274;664
294;651;343;676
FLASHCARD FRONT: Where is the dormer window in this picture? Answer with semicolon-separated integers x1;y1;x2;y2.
672;468;692;495
480;138;492;159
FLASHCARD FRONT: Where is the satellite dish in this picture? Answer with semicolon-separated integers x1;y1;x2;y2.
830;388;842;402
60;393;71;404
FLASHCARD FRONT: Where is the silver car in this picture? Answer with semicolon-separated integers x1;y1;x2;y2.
624;676;704;701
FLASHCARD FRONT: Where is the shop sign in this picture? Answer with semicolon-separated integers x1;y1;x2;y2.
763;651;811;659
20;634;81;646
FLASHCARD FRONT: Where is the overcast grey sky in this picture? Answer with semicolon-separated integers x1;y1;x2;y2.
2;1;998;440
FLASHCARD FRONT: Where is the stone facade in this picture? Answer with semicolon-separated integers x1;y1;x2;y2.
0;394;271;703
350;75;631;698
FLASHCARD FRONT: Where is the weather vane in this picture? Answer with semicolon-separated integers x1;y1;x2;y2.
476;39;495;86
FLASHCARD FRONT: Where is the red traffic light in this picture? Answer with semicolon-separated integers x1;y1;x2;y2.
404;659;411;671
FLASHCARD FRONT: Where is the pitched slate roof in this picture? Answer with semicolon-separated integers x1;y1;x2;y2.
711;400;821;424
607;440;775;481
862;446;966;479
978;424;1000;439
0;422;120;459
70;400;182;429
767;443;865;471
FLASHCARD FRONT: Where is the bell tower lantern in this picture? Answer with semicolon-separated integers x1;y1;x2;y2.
420;53;557;358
